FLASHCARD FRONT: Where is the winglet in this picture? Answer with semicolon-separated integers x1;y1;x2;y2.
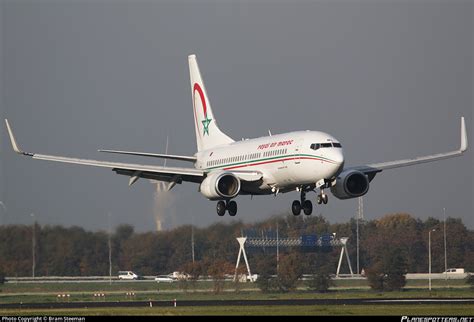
4;119;33;156
460;116;468;152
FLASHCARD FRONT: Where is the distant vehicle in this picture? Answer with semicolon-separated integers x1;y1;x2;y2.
118;271;138;280
249;274;259;282
235;274;258;282
155;275;176;283
443;268;465;274
170;271;190;280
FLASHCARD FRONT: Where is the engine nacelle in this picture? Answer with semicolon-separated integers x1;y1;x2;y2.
200;171;241;200
331;170;369;200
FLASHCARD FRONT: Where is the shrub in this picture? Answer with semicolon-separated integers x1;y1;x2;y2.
366;257;406;292
307;272;332;293
466;274;474;289
366;265;385;292
255;256;277;293
385;272;406;291
276;254;304;292
207;260;233;294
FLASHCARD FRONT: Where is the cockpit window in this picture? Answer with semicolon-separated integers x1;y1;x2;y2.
311;142;342;150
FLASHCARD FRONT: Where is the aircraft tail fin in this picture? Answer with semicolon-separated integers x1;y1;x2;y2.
188;54;234;152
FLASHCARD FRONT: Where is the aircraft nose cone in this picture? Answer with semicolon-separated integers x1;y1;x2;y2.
329;149;344;174
332;150;344;165
330;149;344;165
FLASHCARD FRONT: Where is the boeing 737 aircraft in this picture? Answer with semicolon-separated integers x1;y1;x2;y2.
5;54;468;217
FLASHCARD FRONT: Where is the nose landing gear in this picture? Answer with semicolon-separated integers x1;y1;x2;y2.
316;190;328;205
216;200;238;216
291;186;329;216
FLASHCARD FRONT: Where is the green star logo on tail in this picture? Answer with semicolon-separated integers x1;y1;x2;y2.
202;116;212;136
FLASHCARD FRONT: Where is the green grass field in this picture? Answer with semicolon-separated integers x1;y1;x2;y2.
0;280;472;315
0;278;467;294
0;289;473;310
0;289;473;305
1;304;473;316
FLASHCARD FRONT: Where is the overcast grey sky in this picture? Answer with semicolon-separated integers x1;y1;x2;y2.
1;0;472;232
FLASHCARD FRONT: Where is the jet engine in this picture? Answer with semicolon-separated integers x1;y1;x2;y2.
331;170;369;200
200;171;241;200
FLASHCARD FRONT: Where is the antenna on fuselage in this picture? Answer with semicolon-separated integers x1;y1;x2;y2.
268;130;272;136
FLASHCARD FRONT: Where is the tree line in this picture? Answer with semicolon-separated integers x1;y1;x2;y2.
0;213;472;279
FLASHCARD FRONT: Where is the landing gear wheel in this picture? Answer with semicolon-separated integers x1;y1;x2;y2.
291;200;302;216
216;201;226;216
316;195;322;205
303;200;313;216
322;194;328;204
227;200;237;216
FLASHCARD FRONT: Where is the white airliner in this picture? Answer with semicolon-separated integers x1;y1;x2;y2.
5;54;468;217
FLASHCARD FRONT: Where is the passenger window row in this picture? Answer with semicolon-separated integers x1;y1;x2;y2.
206;152;264;167
263;148;288;158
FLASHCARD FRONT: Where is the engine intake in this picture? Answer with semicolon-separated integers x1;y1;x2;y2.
331;170;369;200
200;172;241;200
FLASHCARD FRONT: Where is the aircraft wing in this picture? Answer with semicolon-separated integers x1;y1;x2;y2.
348;117;468;177
98;149;197;162
5;120;205;185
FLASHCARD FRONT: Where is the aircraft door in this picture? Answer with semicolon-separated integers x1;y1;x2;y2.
289;138;304;181
293;139;302;165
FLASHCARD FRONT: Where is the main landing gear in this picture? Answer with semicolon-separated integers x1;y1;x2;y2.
292;190;313;216
216;200;237;217
291;188;328;216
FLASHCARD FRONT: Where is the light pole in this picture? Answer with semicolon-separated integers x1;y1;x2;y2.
276;222;279;274
191;225;195;264
356;196;364;275
429;229;436;291
357;214;360;276
30;213;36;278
0;201;6;225
443;208;447;282
108;212;112;285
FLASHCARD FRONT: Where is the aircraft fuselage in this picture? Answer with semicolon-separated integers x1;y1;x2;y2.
196;130;344;194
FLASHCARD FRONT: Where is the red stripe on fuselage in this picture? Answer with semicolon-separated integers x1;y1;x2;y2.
222;156;336;171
